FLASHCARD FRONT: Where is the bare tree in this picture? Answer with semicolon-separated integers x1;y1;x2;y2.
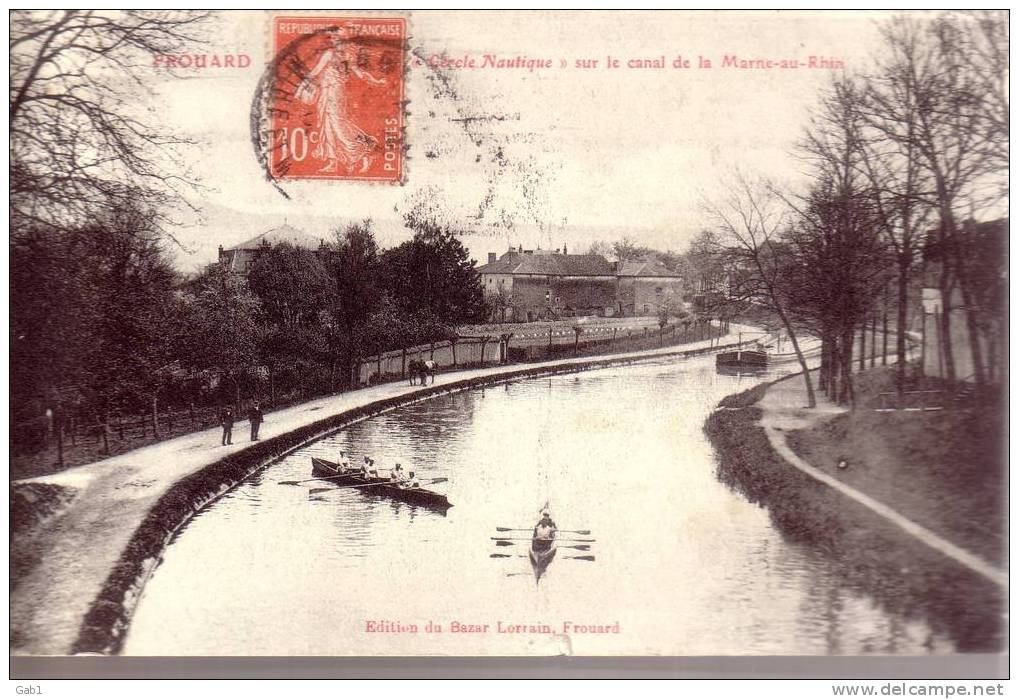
10;10;210;239
952;11;1009;182
704;171;817;408
795;76;895;405
863;13;1008;387
855;68;932;399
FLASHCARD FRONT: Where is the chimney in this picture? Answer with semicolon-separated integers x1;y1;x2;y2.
218;245;224;259
563;243;568;255
488;252;497;263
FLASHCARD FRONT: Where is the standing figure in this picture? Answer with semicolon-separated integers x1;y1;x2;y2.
296;32;387;174
220;407;235;446
248;401;264;441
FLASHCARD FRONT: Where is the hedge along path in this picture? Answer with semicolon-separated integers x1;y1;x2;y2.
11;325;758;657
759;383;1007;589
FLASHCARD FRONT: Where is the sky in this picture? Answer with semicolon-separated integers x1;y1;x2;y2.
142;10;900;273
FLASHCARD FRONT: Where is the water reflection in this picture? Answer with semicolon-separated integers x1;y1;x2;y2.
123;356;954;656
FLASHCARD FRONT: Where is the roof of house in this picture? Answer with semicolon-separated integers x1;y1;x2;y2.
477;251;615;276
617;259;682;278
478;251;683;278
227;224;325;251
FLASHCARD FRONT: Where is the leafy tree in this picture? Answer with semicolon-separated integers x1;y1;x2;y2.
258;323;329;401
379;219;487;325
178;264;262;405
78;207;182;424
247;243;331;328
326;220;380;332
10;203;180;435
11;229;98;422
322;221;380;388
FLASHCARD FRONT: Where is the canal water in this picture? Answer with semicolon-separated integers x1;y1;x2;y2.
124;356;952;656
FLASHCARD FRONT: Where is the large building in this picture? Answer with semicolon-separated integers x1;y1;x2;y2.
218;224;328;275
478;246;684;321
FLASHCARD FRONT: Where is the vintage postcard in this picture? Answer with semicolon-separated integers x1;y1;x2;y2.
9;9;1007;676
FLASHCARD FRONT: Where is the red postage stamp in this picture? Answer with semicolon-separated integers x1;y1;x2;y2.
269;16;405;182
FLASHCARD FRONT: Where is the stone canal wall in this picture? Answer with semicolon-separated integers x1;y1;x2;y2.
68;336;753;655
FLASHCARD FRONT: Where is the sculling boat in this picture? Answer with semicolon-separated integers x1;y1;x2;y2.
529;537;557;582
529;508;558;582
310;457;452;511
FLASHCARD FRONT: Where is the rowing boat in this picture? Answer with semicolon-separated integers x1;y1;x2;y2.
529;537;557;581
529;515;558;582
310;457;452;511
311;457;368;484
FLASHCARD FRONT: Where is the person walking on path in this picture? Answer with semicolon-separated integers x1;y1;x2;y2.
248;402;264;441
220;407;234;446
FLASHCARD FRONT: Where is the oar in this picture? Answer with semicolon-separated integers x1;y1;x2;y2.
491;536;595;543
496;527;592;535
494;541;591;551
490;553;596;562
345;477;449;489
279;473;358;486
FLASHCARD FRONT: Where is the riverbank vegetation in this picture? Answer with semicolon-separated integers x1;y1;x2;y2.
786;367;1006;568
701;11;1006;653
705;375;1004;652
11;215;487;473
697;11;1007;409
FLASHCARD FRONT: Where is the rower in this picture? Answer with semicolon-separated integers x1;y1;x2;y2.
391;463;407;483
407;471;420;489
360;456;372;477
534;509;557;542
339;451;349;472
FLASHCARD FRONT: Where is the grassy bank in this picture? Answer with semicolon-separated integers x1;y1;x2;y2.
786;370;1006;567
704;381;1004;652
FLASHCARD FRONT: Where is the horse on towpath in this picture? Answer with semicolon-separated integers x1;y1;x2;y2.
408;359;438;385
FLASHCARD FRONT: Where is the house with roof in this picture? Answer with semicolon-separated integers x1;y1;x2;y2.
478;246;684;321
616;259;685;317
217;224;328;275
